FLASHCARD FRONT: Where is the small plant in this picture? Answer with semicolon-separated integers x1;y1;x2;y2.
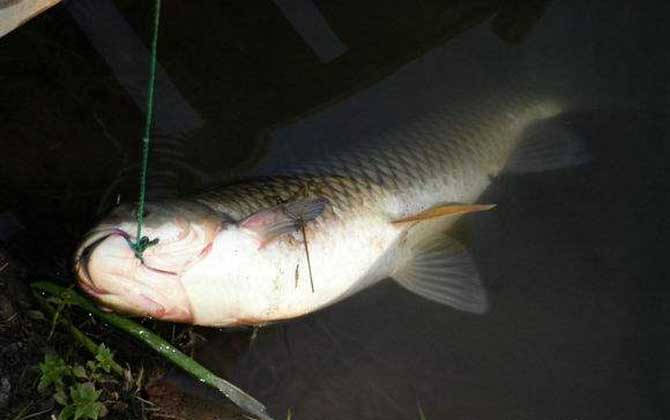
38;344;116;419
56;382;107;420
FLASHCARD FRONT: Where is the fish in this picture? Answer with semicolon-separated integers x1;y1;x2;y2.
74;84;588;327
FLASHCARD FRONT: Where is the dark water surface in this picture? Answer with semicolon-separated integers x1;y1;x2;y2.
1;1;668;419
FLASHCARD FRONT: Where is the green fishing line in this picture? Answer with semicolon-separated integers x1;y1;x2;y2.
132;0;162;260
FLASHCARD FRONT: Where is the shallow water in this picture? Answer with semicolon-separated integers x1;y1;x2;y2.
1;0;668;419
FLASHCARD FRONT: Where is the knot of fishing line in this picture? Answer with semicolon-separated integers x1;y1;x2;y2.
127;236;159;262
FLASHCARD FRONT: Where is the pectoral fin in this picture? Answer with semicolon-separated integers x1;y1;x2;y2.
391;235;488;314
391;203;495;225
240;197;328;246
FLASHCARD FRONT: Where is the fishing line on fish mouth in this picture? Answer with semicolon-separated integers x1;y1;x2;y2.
129;0;162;261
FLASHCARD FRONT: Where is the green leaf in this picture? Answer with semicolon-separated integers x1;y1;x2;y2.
58;404;76;420
95;344;114;374
74;401;107;420
25;309;47;320
86;361;97;372
39;354;70;392
69;382;106;420
54;389;69;406
72;365;88;379
70;382;100;403
46;296;62;305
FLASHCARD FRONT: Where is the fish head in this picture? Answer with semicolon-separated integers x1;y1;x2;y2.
74;200;224;322
174;197;330;327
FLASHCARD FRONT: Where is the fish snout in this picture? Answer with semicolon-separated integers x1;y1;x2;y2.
74;229;194;323
74;228;131;290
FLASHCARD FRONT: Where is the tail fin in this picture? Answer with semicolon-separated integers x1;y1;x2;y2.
505;114;591;174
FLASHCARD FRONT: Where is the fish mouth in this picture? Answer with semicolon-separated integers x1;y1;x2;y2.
76;228;184;279
75;228;130;286
74;228;194;323
78;277;108;297
79;280;191;321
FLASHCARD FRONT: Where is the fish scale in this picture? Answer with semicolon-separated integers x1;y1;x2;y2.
205;89;564;241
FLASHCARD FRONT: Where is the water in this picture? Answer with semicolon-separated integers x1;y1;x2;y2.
1;1;668;419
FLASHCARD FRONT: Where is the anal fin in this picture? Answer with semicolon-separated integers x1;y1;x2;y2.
391;235;488;314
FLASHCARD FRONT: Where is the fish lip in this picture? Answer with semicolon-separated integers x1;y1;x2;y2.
75;228;131;287
136;293;193;323
79;274;193;322
138;293;167;316
78;279;108;297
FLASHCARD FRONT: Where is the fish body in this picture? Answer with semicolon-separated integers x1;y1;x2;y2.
75;87;585;327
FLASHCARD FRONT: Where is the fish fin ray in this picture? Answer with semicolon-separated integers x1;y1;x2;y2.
506;115;591;173
391;235;488;314
240;197;328;245
391;203;495;225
